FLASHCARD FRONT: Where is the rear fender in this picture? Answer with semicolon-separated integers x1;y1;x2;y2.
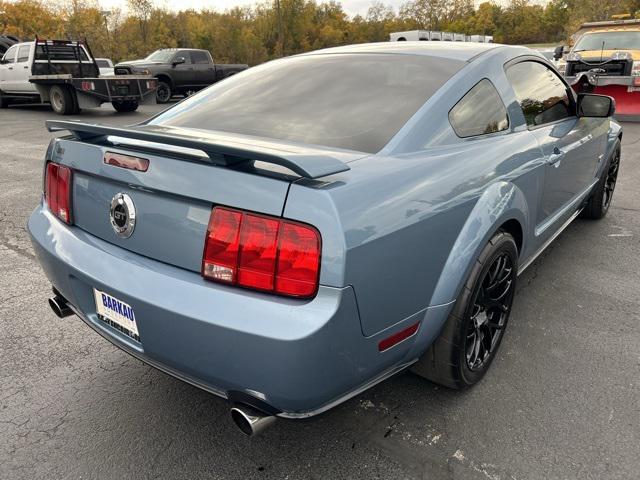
428;181;529;308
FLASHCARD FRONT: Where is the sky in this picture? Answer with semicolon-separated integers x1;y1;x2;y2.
97;0;549;19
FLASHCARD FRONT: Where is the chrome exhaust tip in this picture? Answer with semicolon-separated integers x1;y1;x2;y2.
48;295;73;318
230;406;276;436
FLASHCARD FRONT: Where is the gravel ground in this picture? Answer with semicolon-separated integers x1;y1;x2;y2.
1;102;639;480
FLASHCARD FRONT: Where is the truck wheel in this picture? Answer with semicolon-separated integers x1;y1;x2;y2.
411;231;518;389
0;90;9;108
156;81;172;104
580;141;621;220
71;90;81;114
112;100;139;113
49;85;75;115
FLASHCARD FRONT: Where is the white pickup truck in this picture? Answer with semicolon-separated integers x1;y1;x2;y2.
0;39;156;114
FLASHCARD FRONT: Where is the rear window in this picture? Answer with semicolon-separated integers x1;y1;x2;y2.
149;53;462;153
95;59;111;68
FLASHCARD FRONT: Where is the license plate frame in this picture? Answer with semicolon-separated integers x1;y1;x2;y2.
93;289;139;340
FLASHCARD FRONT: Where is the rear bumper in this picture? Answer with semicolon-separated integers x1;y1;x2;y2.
28;204;449;417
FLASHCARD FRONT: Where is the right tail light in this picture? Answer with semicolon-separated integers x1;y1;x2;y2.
202;207;321;298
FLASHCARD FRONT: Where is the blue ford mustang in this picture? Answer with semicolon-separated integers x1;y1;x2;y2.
29;42;622;435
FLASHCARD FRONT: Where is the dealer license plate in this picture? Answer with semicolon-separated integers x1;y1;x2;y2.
94;289;139;339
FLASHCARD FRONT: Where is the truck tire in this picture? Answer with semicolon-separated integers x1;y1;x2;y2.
156;81;172;104
112;100;139;113
0;90;9;109
411;231;518;389
71;90;81;114
49;85;75;115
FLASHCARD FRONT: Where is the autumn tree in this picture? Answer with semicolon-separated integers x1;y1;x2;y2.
2;0;639;64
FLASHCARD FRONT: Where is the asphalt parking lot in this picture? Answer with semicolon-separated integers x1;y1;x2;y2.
1;102;639;480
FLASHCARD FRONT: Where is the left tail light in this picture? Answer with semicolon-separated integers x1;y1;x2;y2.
202;207;321;298
45;162;73;224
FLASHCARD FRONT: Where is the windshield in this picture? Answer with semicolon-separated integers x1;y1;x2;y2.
145;50;176;62
149;53;462;153
574;31;640;51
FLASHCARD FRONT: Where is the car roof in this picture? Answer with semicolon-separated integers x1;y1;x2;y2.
300;41;505;62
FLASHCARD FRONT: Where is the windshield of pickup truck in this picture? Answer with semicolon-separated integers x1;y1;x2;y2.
573;31;640;51
148;53;462;153
145;50;176;62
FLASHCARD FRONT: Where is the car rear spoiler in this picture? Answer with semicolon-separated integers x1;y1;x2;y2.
46;120;353;179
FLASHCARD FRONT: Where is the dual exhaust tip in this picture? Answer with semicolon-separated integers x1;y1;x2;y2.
48;294;73;318
230;406;276;436
47;293;275;436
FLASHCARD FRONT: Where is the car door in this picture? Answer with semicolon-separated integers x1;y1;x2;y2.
0;45;18;92
505;60;604;232
189;50;216;86
171;51;195;89
14;44;37;93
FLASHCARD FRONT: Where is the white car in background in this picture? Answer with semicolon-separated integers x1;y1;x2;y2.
94;58;114;76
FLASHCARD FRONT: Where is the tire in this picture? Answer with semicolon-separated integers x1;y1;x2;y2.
156;81;172;104
49;85;75;115
71;90;81;114
112;100;139;113
0;90;9;108
412;231;518;389
580;141;621;220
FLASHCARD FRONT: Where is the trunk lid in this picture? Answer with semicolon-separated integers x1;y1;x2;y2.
47;122;356;273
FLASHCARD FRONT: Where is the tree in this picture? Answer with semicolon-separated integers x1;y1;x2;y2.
127;0;153;43
1;0;637;65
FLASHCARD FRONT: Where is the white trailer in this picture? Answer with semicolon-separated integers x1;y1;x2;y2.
389;30;430;41
389;31;494;43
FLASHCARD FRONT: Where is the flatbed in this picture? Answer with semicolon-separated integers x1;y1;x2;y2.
0;38;157;114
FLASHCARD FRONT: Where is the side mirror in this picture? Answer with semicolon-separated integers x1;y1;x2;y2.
577;94;615;118
172;57;186;66
553;45;565;60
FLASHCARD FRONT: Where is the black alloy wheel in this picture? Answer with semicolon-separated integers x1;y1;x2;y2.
465;253;514;371
602;148;620;211
581;141;621;220
411;231;518;389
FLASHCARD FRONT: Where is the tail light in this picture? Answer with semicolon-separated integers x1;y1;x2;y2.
45;162;73;224
202;207;321;298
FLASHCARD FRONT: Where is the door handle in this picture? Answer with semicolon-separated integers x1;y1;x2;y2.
23;65;29;69
8;66;13;70
548;147;566;166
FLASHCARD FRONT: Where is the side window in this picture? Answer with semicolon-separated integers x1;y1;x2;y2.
17;45;30;63
190;51;210;64
449;79;509;138
174;51;191;64
506;61;572;127
2;45;17;64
